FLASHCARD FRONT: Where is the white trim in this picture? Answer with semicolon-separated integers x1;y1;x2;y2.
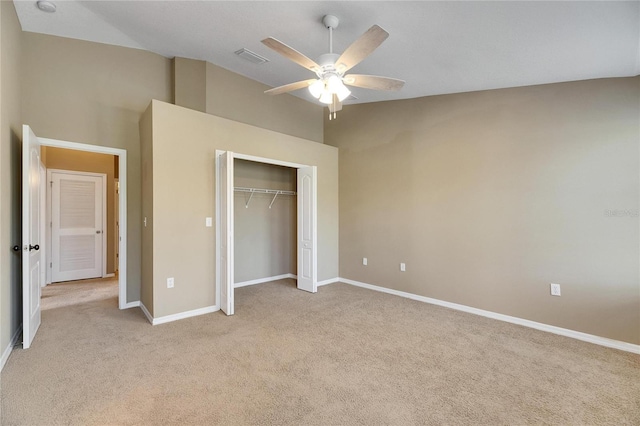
122;301;140;309
317;278;338;287
143;305;220;326
233;152;308;169
339;278;640;355
1;326;22;372
37;137;128;310
215;150;223;312
103;273;115;278
139;302;153;324
235;273;296;288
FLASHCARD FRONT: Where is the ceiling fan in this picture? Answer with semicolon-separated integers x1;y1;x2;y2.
261;15;405;120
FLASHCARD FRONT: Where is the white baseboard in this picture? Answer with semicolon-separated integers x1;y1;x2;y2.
139;302;154;324
235;275;338;289
235;273;296;288
339;278;640;355
140;303;220;326
121;301;140;309
1;325;23;372
317;277;338;287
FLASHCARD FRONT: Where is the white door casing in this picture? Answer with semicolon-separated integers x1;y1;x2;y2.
22;125;42;349
51;171;105;282
297;166;317;293
219;151;234;315
39;162;47;288
25;132;128;309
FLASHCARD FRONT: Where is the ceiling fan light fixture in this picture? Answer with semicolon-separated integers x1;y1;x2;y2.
335;82;351;102
319;91;333;105
308;79;325;99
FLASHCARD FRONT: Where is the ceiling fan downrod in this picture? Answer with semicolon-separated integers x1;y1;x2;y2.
323;15;339;54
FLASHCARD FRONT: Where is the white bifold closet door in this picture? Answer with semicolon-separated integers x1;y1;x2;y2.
219;151;234;315
51;171;104;282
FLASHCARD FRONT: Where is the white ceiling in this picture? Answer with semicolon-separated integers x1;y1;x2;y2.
13;1;640;106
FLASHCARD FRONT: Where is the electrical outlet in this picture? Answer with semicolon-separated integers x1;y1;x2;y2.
167;277;174;289
400;263;406;272
363;257;368;266
550;283;561;296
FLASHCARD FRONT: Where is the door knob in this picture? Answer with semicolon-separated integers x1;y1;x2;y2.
96;230;102;234
29;244;39;251
13;245;20;252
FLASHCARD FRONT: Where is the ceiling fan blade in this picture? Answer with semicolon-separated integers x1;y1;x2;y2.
335;25;389;73
261;37;320;72
343;74;405;91
264;79;318;95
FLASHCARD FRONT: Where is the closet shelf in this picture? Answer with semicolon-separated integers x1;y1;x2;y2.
234;187;296;209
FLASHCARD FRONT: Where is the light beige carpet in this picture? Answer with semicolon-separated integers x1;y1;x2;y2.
1;279;638;425
40;277;119;311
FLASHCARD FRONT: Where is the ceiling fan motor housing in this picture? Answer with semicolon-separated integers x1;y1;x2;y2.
316;53;341;76
322;15;339;29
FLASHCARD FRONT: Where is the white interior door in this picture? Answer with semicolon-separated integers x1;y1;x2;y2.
51;171;104;282
219;151;234;315
297;166;317;293
22;125;42;349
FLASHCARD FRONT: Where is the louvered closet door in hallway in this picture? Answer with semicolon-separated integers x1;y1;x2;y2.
51;171;105;282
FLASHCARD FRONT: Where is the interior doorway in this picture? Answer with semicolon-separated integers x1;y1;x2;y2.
22;125;129;349
215;151;318;316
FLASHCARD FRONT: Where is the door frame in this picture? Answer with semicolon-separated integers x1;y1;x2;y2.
215;151;318;313
47;169;108;282
38;137;129;310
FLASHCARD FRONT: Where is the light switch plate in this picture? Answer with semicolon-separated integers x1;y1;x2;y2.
400;263;406;272
363;257;368;266
205;217;213;227
550;283;561;296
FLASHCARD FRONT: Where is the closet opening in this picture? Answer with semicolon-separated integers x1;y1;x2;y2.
216;151;317;316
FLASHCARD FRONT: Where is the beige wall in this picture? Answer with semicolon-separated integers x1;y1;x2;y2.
21;32;173;302
325;77;640;345
234;159;297;283
174;58;206;113
139;104;153;315
148;100;338;318
206;62;324;143
41;147;117;275
0;0;23;360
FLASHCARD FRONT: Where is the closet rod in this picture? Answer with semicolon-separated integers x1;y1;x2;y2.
234;187;296;209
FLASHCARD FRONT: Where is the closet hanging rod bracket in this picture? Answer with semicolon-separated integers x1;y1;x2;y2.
268;192;279;209
245;189;255;208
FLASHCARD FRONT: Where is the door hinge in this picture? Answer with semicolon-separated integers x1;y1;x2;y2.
50;262;52;268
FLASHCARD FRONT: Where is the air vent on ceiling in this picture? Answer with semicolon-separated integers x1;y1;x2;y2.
234;48;269;65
